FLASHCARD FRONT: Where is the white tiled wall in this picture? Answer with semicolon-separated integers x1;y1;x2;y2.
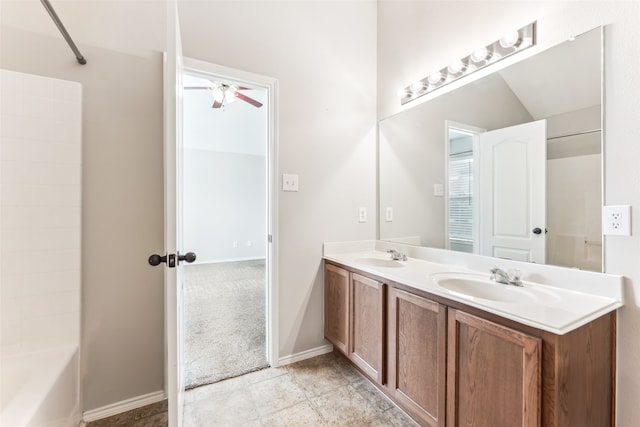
0;69;82;356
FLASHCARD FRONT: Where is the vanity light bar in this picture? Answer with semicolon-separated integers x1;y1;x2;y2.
399;22;536;105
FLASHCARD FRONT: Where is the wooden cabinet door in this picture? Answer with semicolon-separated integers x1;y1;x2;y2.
388;287;447;427
350;273;385;383
324;263;349;354
447;309;541;427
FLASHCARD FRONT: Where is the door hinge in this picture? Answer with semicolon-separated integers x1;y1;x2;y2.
268;234;273;243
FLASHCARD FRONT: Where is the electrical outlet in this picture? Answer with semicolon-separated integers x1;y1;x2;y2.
603;205;631;236
359;207;367;223
385;207;393;222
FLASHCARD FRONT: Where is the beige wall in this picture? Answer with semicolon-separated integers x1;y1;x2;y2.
177;0;378;358
0;1;167;410
378;1;640;423
1;0;377;411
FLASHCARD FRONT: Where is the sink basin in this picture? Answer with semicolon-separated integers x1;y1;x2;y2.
433;275;538;304
355;257;406;268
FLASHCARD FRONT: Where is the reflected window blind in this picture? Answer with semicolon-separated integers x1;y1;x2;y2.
448;155;473;247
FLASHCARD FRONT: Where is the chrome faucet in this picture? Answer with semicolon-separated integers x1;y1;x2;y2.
490;267;523;287
387;249;407;261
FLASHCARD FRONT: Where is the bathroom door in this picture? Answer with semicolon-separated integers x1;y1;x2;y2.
478;120;546;263
164;2;187;425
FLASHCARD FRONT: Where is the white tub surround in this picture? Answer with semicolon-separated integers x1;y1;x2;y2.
324;240;623;335
0;69;82;427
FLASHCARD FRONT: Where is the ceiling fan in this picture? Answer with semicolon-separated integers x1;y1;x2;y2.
184;81;263;109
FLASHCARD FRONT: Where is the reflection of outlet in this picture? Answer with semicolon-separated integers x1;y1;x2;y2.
603;205;631;236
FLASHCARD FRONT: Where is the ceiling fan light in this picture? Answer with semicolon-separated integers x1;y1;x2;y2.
225;89;236;103
212;88;224;103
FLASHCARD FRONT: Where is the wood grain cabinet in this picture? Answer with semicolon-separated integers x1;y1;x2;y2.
387;287;446;427
324;265;385;384
447;308;541;427
323;261;615;427
324;263;350;354
350;273;385;383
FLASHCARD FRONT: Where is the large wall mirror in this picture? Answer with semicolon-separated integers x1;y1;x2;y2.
379;27;603;272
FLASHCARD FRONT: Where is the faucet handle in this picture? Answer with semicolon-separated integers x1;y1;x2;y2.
508;268;522;282
507;269;523;286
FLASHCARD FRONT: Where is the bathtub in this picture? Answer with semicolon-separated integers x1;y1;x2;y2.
1;345;80;427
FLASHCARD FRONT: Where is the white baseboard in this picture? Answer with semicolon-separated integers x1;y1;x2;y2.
193;256;266;265
278;344;333;366
82;390;165;423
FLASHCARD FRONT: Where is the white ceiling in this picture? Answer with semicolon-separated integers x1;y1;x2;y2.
183;74;267;156
499;27;601;120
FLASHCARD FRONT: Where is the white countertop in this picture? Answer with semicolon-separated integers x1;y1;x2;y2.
324;241;624;335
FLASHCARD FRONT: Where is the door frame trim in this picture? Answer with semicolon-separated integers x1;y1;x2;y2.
181;56;280;368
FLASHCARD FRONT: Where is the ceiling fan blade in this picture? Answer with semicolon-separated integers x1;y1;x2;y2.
236;92;263;108
212;100;223;108
184;86;212;90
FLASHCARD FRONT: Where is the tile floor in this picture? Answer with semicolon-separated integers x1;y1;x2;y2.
87;352;419;426
183;351;418;426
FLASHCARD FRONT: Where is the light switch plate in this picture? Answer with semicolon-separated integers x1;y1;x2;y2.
385;207;393;222
359;207;367;223
433;183;444;197
603;205;631;236
282;174;299;192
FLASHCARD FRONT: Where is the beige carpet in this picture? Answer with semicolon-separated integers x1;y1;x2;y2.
183;260;268;389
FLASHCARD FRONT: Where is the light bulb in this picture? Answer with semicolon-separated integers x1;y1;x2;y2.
225;88;236;103
427;71;443;85
397;88;410;97
447;59;466;75
499;30;521;48
212;88;224;103
470;47;490;63
410;81;426;94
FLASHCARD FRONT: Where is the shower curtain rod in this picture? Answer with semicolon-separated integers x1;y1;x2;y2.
546;128;601;141
40;0;86;65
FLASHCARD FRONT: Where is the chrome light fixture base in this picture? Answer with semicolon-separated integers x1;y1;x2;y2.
400;22;536;105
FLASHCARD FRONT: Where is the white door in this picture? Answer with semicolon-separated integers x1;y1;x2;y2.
479;120;546;263
163;2;187;426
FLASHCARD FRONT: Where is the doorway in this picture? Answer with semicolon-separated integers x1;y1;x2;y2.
180;59;277;389
445;120;547;262
445;121;484;254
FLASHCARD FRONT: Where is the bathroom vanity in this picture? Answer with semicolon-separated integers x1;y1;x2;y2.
323;241;623;427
